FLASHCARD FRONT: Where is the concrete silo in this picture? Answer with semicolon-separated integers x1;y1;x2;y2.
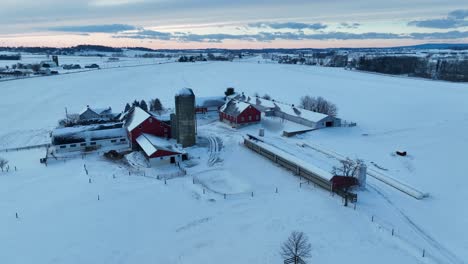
174;88;196;147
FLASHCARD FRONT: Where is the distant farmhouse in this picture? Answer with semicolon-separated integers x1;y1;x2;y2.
79;106;114;120
219;99;261;127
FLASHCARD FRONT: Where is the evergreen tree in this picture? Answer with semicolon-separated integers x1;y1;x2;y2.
140;100;148;111
124;103;131;112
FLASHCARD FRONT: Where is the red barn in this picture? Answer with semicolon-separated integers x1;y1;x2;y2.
219;99;261;127
330;176;359;191
122;107;171;146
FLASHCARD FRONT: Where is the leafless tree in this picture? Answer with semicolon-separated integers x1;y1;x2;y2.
280;231;312;263
332;158;363;177
0;158;8;172
300;95;338;117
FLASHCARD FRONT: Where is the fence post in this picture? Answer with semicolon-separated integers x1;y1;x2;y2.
15;212;18;219
203;189;205;194
392;228;394;236
275;187;278;193
164;179;167;185
97;195;100;201
224;193;226;199
422;249;425;258
251;191;254;197
89;178;91;183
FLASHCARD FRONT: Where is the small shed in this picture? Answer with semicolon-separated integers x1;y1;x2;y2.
219;99;261;127
136;134;185;166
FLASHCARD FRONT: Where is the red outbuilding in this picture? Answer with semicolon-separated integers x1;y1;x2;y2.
219;99;261;127
122;106;171;146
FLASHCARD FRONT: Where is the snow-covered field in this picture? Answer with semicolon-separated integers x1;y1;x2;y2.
1;58;467;263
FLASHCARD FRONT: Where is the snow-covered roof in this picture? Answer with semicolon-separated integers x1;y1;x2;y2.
176;88;194;96
245;136;333;181
123;107;151;131
195;96;225;108
219;99;252;117
136;133;182;157
79;106;112;116
275;104;329;123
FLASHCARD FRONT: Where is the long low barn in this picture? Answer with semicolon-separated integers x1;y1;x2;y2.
243;134;357;200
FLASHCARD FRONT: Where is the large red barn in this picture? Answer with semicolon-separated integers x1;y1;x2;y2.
219;99;261;127
122;107;171;146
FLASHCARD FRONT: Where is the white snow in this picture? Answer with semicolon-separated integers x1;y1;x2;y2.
0;58;467;264
124;107;151;131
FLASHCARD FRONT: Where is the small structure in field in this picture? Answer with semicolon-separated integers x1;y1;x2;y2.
121;106;171;147
219;99;261;128
136;133;186;166
195;96;225;114
79;106;114;121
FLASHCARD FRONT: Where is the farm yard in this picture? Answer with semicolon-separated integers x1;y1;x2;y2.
0;56;467;264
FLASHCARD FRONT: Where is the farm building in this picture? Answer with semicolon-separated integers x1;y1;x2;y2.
79;106;114;120
243;134;360;200
235;94;341;129
173;88;197;147
219;99;261;127
195;96;225;114
121;106;171;146
51;123;129;153
136;133;186;166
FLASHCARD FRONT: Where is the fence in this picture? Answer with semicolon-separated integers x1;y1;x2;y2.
0;143;50;153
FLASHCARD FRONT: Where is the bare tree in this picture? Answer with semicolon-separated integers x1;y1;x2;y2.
280;231;312;263
0;158;8;172
332;158;363;177
300;95;338;117
262;94;272;100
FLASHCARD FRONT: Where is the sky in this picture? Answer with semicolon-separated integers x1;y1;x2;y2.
0;0;467;49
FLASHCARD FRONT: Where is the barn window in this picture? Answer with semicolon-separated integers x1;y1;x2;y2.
90;142;97;146
120;138;126;142
60;145;66;149
70;144;76;147
139;126;142;129
248;116;252;121
241;117;245;122
149;118;153;123
164;128;168;132
256;115;259;120
80;143;86;147
111;140;117;143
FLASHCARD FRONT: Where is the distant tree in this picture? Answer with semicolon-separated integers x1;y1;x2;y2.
262;94;272;100
124;103;131;112
300;96;338;117
132;100;140;107
280;231;312;264
150;98;164;113
140;100;148;111
0;158;8;172
31;64;41;72
225;87;235;97
332;158;363;177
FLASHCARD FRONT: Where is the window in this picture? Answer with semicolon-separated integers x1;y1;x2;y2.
149;118;153;123
241;117;245;122
164;128;168;132
248;116;252;121
139;126;142;130
111;140;117;143
60;145;66;149
256;115;259;120
70;144;76;147
80;143;86;147
120;138;126;142
90;142;97;146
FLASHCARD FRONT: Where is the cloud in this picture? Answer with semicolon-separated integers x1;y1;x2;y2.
115;29;468;42
248;22;327;30
49;24;138;33
408;9;468;29
339;22;360;29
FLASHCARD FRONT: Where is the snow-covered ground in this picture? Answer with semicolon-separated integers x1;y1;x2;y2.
0;58;467;264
